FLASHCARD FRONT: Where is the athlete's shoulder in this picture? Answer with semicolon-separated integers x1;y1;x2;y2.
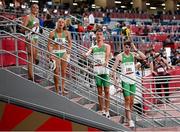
35;17;40;22
119;52;124;56
116;52;123;58
24;15;30;20
64;30;70;36
104;43;110;48
91;45;98;49
49;30;55;37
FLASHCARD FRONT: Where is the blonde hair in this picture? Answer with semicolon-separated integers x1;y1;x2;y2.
65;18;72;26
56;18;66;30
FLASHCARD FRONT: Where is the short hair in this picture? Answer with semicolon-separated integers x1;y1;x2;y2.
124;40;131;46
31;3;38;9
95;28;103;33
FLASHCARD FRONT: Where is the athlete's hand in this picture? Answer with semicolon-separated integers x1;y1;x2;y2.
50;55;55;61
66;54;70;62
152;71;158;76
82;53;88;58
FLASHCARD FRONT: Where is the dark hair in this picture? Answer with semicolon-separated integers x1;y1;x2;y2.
114;52;119;57
46;14;51;20
95;28;103;33
124;40;131;46
31;3;38;8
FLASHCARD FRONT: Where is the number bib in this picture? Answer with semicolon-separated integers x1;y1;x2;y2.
121;62;136;84
93;52;108;75
123;62;135;74
54;38;66;45
157;67;165;73
94;53;105;65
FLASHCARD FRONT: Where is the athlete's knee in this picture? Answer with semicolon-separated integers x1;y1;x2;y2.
54;68;59;76
125;97;131;105
97;87;103;95
61;69;67;77
104;88;110;96
130;96;135;105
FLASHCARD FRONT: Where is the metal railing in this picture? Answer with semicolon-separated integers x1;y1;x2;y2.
0;15;180;128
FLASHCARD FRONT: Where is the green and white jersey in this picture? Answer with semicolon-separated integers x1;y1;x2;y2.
52;31;67;56
25;15;39;40
92;44;109;75
54;31;66;45
121;52;136;84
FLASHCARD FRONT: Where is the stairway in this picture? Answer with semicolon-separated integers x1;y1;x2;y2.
5;65;134;129
136;126;180;131
0;69;130;131
3;66;158;129
0;15;180;131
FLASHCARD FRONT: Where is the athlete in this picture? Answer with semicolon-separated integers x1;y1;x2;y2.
22;3;40;81
113;41;146;127
84;28;111;118
47;18;72;96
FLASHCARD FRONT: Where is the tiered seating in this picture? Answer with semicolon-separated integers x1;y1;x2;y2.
0;37;27;66
148;33;168;42
99;12;180;21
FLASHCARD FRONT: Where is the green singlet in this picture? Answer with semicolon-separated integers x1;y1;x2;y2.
92;44;110;87
121;52;136;97
52;31;66;58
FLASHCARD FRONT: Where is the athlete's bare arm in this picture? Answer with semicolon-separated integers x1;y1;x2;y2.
105;44;111;66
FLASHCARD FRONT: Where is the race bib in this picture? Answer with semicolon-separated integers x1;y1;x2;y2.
157;67;165;73
54;38;66;45
31;26;39;33
124;62;134;74
93;53;105;65
95;59;103;65
125;67;133;73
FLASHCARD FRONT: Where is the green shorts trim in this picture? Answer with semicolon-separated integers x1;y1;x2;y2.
95;74;110;87
122;81;136;97
52;50;66;58
54;52;65;58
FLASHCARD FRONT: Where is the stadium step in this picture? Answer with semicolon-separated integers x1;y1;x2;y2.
110;116;123;123
136;126;180;131
83;103;97;111
5;66;180;129
145;93;180;120
70;96;84;104
44;85;55;90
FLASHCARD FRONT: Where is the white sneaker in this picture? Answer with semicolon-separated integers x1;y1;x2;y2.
129;120;135;128
102;110;106;116
49;59;56;71
105;111;110;118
